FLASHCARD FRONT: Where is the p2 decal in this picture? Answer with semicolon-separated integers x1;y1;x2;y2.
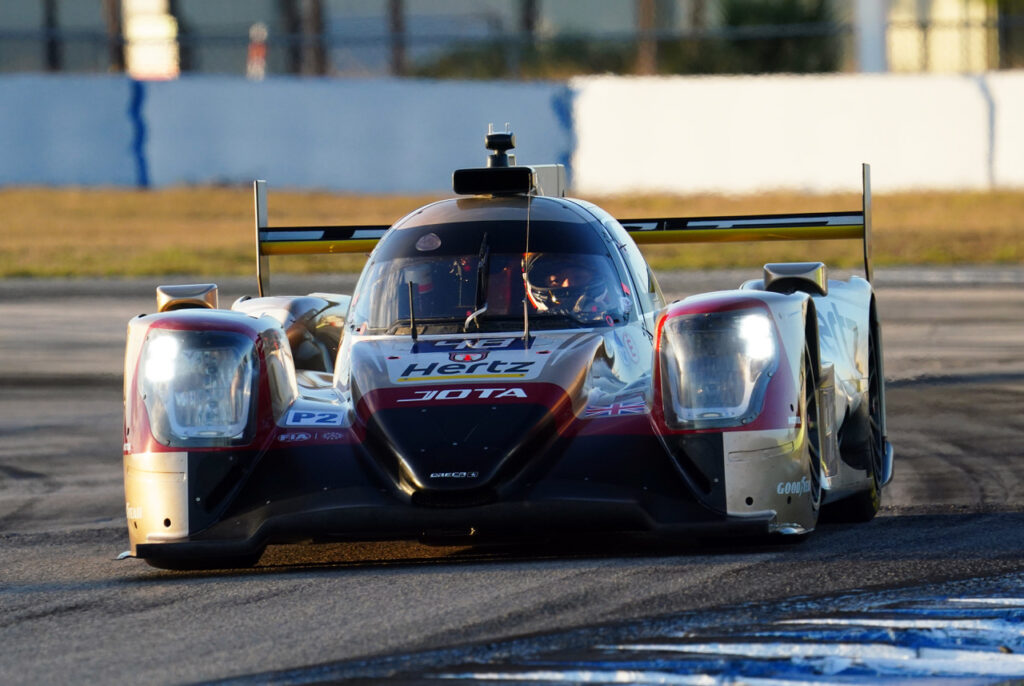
286;410;344;427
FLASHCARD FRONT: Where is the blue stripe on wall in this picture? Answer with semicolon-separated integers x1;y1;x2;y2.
129;80;149;188
0;74;573;192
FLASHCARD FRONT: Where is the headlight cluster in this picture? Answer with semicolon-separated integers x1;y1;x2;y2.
660;311;778;429
139;329;258;446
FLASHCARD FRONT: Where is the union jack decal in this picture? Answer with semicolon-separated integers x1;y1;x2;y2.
583;394;648;418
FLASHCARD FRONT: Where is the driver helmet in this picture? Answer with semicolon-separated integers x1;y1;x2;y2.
525;253;608;317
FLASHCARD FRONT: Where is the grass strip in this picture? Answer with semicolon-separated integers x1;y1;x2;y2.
1;187;1020;277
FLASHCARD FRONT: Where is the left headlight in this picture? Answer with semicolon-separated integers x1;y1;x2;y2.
139;329;258;447
659;310;778;429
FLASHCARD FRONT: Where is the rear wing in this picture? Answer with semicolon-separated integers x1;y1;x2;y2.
254;180;388;296
253;164;873;295
619;164;874;282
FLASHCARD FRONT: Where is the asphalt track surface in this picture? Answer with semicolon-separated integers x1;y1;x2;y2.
1;268;1022;684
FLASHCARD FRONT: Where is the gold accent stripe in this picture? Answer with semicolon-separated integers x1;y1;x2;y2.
629;224;864;245
261;239;380;255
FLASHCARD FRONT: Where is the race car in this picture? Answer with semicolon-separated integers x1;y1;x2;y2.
122;129;893;569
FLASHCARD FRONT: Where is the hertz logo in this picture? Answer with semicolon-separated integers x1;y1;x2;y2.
398;360;534;379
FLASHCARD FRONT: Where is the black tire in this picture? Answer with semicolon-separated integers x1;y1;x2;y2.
826;318;884;522
804;345;823;515
768;344;823;547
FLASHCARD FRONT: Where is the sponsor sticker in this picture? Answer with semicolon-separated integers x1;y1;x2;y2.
415;337;527;352
278;430;347;442
388;356;541;383
450;351;487;362
278;431;312;443
776;477;812;496
397;387;528;402
319;431;346;441
621;330;640;364
430;471;480;479
286;410;344;427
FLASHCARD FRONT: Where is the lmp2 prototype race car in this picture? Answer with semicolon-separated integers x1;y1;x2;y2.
122;130;893;569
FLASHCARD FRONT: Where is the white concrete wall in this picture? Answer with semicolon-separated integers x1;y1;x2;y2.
144;77;574;192
0;75;573;192
0;76;138;186
987;71;1024;188
571;73;1019;194
2;72;1023;193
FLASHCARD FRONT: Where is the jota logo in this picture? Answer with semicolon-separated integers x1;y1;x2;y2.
450;351;487;362
398;387;527;402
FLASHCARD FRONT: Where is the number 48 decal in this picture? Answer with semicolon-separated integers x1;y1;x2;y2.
286;410;344;427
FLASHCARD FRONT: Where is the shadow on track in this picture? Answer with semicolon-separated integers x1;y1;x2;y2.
121;509;1024;583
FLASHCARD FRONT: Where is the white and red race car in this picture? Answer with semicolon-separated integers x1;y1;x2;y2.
122;130;892;569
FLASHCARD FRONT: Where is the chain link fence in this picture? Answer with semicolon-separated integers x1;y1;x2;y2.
1;1;1023;78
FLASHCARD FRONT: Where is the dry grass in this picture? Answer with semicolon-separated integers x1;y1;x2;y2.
1;187;1021;278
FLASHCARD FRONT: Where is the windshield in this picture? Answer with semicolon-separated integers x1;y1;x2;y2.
350;220;631;334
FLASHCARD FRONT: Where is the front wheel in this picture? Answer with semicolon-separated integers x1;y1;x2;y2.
804;345;823;515
826;318;884;522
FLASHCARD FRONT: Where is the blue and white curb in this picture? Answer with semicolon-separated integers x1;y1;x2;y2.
437;576;1024;684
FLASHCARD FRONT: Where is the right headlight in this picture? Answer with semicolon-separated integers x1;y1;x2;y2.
659;310;778;429
139;329;258;447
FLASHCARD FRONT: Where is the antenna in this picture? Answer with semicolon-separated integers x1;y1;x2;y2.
485;128;515;168
522;193;532;343
407;281;418;341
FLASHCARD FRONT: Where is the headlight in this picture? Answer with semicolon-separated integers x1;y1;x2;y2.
139;329;258;446
659;311;778;429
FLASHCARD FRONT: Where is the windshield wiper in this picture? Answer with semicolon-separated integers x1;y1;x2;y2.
473;313;590;330
407;281;418;341
464;233;489;331
385;316;467;335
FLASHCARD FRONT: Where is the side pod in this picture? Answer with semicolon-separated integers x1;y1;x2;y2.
653;289;824;535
